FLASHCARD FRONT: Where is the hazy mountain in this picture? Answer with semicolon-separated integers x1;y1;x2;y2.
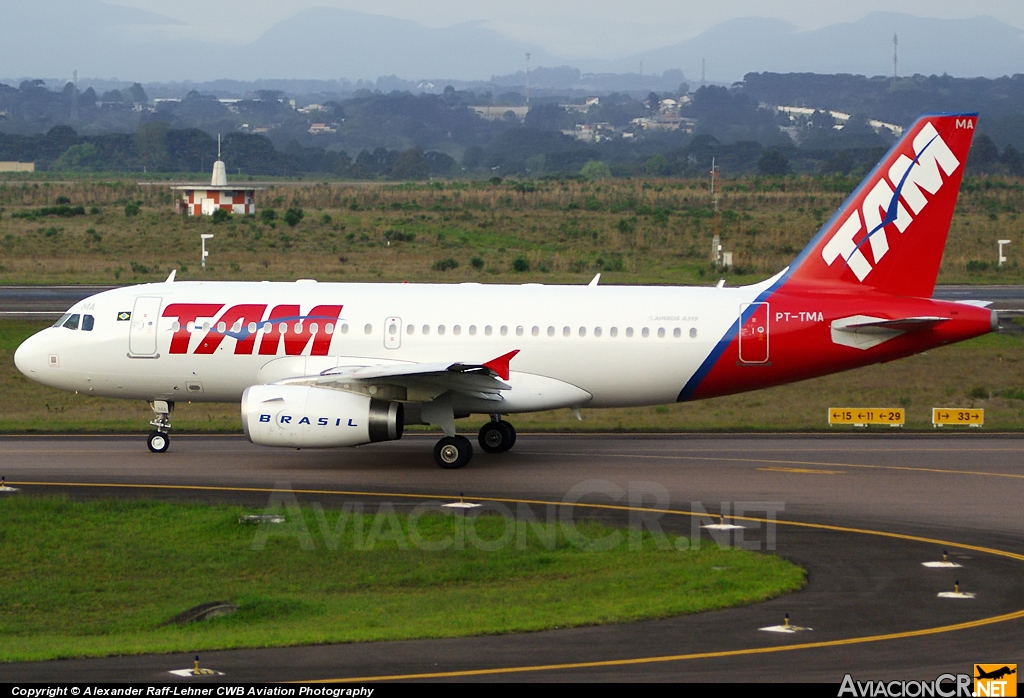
1;3;555;83
3;5;1022;85
230;7;557;81
611;13;1024;83
2;0;185;81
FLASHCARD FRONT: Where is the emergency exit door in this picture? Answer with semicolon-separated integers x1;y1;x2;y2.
129;296;162;357
738;302;769;364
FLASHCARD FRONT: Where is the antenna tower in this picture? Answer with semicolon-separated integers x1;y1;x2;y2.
710;158;722;265
525;52;531;104
893;34;898;84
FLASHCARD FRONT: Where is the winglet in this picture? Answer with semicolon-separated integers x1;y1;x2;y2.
482;350;519;380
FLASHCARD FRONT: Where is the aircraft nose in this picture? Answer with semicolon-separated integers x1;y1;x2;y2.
14;330;49;379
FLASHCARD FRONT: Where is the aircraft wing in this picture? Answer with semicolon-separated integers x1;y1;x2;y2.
274;350;518;403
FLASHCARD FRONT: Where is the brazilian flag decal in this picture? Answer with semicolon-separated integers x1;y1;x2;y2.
117;311;131;321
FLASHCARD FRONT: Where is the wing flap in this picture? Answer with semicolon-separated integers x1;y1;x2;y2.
272;351;519;401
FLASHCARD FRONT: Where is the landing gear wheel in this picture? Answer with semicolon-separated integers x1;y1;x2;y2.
499;420;516;448
147;431;170;453
479;421;515;453
434;435;473;469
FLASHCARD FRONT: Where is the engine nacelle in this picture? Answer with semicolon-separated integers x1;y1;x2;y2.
241;384;403;448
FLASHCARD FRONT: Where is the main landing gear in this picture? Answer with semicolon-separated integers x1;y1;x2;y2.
147;400;173;453
431;415;517;469
478;417;516;453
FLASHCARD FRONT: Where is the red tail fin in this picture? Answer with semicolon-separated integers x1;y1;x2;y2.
784;113;976;297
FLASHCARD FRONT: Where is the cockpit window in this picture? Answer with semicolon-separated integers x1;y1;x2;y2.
82;315;95;331
62;314;81;330
53;313;72;328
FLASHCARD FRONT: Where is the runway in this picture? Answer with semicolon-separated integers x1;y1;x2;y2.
2;434;1023;682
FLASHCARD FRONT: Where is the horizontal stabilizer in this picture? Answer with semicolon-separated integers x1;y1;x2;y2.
836;316;949;332
830;314;948;350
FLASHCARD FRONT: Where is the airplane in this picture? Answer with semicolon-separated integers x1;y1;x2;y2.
14;113;998;469
975;666;1016;681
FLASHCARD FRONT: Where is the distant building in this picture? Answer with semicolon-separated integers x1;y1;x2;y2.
308;122;338;135
170;157;260;216
470;106;529;120
0;162;34;172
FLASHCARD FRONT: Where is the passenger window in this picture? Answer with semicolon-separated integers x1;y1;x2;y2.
532;326;539;337
610;327;618;337
485;325;493;336
625;327;634;337
363;324;372;335
309;323;318;334
407;324;414;335
642;328;650;338
547;326;555;336
82;315;95;331
388;322;397;335
657;328;665;338
341;324;349;334
578;327;586;337
500;325;508;336
438;325;446;336
469;325;477;336
219;322;228;333
562;326;570;337
689;327;697;339
422;325;430;335
453;325;461;335
594;327;602;337
673;328;681;338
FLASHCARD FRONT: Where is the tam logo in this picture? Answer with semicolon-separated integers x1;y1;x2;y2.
820;121;961;282
162;303;344;356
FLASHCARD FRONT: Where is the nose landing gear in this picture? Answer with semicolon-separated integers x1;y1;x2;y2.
147;400;173;453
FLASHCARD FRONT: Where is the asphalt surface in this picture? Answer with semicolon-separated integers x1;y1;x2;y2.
2;433;1022;682
2;284;1024;318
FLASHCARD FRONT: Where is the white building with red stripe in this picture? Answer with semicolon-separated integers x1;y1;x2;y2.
172;158;261;216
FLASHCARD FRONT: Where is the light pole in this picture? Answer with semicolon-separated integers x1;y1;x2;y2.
201;234;214;268
998;239;1011;267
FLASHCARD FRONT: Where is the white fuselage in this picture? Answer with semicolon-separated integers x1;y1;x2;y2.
15;278;773;413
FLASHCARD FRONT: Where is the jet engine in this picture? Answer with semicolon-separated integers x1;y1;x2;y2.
241;384;403;448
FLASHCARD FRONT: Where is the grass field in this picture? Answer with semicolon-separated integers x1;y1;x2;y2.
3;318;1023;433
0;497;806;662
0;175;1021;286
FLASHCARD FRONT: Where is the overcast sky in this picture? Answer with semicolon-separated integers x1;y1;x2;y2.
109;0;1024;58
